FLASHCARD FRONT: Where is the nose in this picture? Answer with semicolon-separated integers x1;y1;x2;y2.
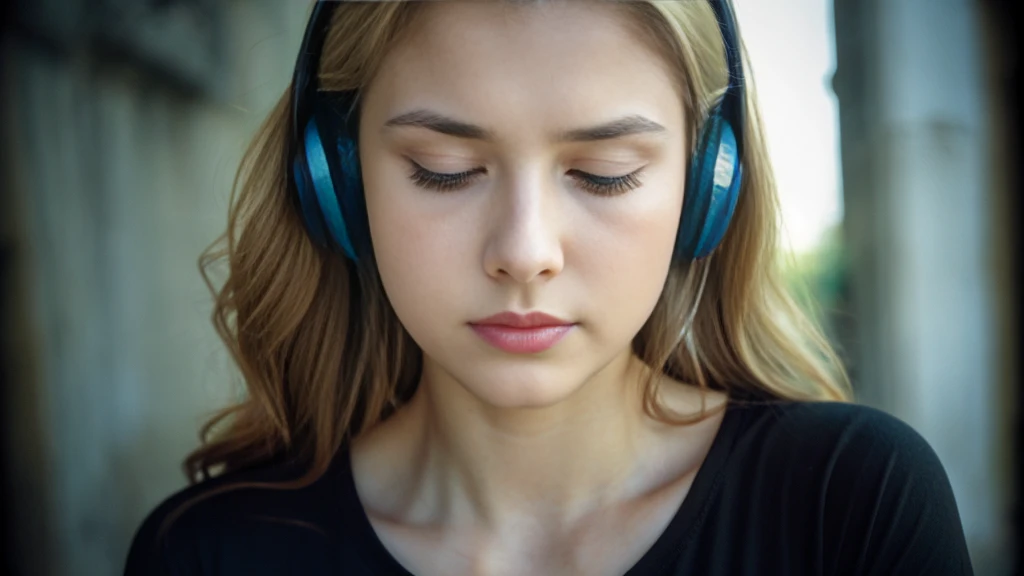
482;173;565;284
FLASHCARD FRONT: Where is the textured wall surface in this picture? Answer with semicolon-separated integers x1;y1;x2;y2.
1;1;305;573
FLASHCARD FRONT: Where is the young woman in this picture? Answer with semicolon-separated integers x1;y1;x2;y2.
125;1;973;574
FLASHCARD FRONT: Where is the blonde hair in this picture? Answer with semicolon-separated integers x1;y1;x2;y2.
185;0;851;484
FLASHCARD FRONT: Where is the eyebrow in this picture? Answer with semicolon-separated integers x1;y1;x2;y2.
383;109;667;142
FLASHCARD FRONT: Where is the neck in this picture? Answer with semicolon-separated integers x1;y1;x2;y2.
365;351;682;530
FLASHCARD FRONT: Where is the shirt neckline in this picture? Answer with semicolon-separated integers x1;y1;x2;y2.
336;400;743;575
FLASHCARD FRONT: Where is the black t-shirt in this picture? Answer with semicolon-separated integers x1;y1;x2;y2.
124;401;974;575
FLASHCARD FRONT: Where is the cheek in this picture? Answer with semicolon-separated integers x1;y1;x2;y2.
572;171;685;308
362;161;471;339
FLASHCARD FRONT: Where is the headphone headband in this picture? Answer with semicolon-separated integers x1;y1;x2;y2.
707;0;746;157
291;2;341;155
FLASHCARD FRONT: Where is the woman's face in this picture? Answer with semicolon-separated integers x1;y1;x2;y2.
360;1;687;408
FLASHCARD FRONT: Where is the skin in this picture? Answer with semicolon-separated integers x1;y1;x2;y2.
354;1;727;574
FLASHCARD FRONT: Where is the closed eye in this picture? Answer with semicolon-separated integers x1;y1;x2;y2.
407;161;485;192
567;168;645;196
406;161;645;196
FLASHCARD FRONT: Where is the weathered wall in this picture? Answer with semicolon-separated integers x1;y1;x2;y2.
1;1;305;573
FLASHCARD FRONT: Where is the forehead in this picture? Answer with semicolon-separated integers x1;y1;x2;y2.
362;1;684;136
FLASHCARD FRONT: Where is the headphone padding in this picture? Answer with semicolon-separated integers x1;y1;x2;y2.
676;113;742;260
293;154;330;248
303;117;358;260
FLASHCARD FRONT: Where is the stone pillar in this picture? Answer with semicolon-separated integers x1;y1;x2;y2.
833;0;1011;571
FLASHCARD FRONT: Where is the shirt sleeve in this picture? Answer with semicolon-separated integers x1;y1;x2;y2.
817;406;975;576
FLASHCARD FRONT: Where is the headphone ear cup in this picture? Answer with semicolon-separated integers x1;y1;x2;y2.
676;113;743;261
301;116;359;261
293;154;330;249
332;135;370;260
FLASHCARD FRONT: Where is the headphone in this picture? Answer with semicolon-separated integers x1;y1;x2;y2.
289;0;745;264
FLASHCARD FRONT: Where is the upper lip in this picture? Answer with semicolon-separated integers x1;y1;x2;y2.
470;311;573;328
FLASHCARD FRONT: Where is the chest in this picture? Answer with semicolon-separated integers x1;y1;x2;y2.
364;488;691;576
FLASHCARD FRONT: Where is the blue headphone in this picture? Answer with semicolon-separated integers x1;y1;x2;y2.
289;0;745;263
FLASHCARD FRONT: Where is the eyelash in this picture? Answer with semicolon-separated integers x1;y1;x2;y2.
407;162;644;196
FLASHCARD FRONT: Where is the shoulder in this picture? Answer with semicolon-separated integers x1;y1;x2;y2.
723;400;973;574
731;400;939;466
123;455;346;576
728;400;958;500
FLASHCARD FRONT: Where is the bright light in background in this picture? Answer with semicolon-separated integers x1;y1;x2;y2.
732;0;844;254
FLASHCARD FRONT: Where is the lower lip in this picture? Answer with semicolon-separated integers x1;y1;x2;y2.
469;324;574;354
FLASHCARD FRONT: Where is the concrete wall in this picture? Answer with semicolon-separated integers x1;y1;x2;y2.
1;1;305;573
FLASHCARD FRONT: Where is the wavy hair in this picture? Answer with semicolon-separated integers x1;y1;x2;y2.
184;0;851;485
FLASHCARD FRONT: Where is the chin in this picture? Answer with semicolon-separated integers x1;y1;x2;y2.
449;359;596;410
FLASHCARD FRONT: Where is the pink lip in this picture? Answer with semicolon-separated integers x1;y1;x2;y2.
469;312;575;354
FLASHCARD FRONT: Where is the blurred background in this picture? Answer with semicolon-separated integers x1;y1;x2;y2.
0;0;1018;574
